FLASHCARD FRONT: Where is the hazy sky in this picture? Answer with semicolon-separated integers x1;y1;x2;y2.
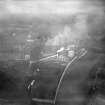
0;0;104;19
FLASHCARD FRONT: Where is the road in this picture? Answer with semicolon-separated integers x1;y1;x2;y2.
0;51;105;105
30;51;105;105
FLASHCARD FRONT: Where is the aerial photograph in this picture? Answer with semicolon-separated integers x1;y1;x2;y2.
0;0;105;105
